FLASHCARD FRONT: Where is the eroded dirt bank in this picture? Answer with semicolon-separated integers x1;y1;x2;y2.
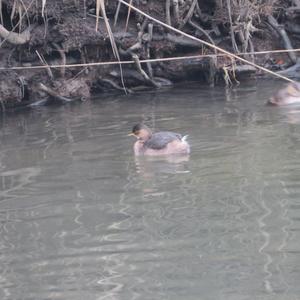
0;0;299;109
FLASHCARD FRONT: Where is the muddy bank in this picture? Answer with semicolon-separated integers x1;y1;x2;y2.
0;0;299;109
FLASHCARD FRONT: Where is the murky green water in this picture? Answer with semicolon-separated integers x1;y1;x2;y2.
0;79;300;300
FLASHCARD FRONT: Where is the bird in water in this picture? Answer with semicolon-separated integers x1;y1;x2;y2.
128;123;190;155
268;81;300;106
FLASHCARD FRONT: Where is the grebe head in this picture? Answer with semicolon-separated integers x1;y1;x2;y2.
129;124;152;142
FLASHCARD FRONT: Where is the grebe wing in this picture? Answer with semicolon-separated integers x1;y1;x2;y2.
144;132;182;150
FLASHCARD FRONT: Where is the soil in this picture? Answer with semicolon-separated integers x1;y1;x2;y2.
0;0;299;109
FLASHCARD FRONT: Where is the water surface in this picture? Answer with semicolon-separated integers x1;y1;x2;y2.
0;80;300;300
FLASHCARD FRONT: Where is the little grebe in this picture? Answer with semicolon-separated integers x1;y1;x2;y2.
129;124;190;156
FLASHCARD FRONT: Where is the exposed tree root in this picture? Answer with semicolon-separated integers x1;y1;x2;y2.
37;83;73;103
0;24;30;45
132;54;160;88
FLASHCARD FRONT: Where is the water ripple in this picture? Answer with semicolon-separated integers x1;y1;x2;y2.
0;81;300;299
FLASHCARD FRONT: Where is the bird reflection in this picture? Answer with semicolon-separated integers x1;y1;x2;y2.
284;108;300;124
134;154;190;178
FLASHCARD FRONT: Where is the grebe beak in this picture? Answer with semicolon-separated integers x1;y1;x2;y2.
127;133;135;136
